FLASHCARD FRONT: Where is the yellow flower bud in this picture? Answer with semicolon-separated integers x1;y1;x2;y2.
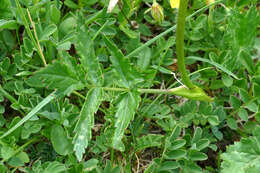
151;1;164;23
170;0;180;9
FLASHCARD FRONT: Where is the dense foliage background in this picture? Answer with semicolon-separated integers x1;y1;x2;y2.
0;0;259;172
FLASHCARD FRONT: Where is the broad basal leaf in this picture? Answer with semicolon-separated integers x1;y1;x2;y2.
112;92;140;151
26;62;84;96
51;124;73;156
103;35;143;88
221;136;260;173
73;88;102;161
75;31;103;86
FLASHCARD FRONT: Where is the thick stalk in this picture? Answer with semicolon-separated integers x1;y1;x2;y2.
176;0;194;89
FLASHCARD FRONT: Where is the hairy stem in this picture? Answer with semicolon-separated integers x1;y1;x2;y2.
176;0;194;89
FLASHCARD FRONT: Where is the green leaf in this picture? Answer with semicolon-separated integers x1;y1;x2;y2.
0;19;17;30
165;149;186;160
222;74;233;87
191;127;202;144
39;24;57;41
169;125;181;142
119;25;138;39
73;88;102;161
75;31;103;85
43;161;67;173
27;62;84;96
230;96;241;110
188;149;208;161
255;112;260;124
1;145;15;161
253;83;260;98
239;89;251;103
8;152;29;167
169;139;186;150
51;125;73;156
238;109;248;121
246;102;258;113
59;17;76;35
50;5;60;24
137;46;151;70
228;6;259;48
227;118;238;130
112;92;140;151
158;161;180;171
84;159;99;171
239;50;255;74
221;137;260;173
212;126;223;140
103;35;143;87
136;134;164;151
196;139;210;151
64;0;78;9
208;115;220;126
21;121;42;139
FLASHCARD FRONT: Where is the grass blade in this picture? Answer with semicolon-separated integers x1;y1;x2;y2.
0;92;56;139
187;56;239;80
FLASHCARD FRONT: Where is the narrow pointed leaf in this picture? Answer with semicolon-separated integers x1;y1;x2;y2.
187;56;239;80
112;92;140;151
73;88;102;161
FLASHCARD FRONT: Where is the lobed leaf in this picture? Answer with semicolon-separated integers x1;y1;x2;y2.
73;88;103;161
103;35;143;88
221;136;260;173
112;92;141;151
27;62;84;96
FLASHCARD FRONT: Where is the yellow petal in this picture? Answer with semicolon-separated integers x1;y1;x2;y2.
170;0;180;9
206;0;215;5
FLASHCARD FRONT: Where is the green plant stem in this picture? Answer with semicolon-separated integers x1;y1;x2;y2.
79;85;212;102
176;0;194;89
73;91;85;99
